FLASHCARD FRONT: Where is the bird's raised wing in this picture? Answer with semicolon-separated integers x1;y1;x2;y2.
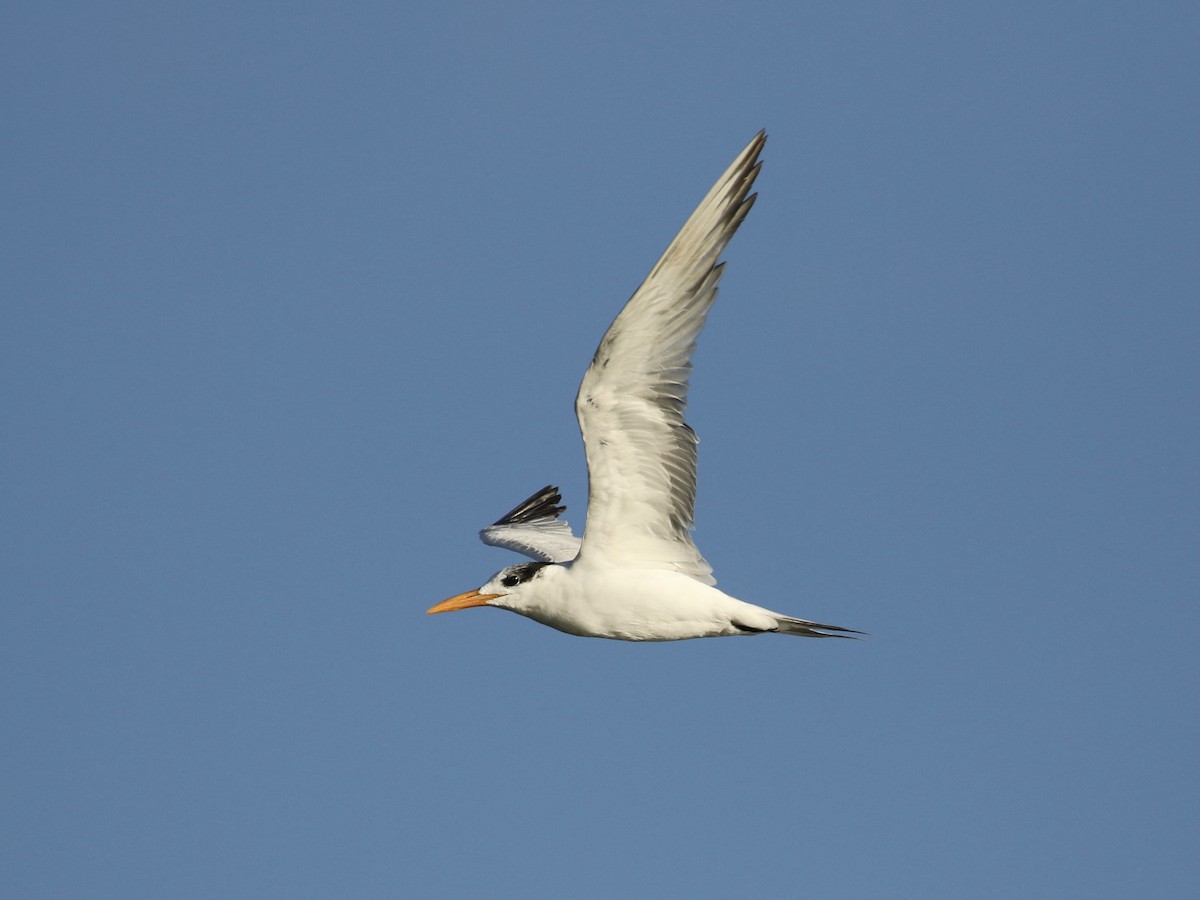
574;131;765;585
479;485;581;563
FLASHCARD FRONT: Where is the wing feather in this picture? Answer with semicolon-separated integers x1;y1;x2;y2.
574;132;765;584
479;485;581;563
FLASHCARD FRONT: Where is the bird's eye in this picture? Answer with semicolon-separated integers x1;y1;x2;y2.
501;574;520;588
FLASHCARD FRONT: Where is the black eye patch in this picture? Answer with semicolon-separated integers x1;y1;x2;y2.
501;561;549;588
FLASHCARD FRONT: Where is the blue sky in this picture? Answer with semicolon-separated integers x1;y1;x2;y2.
2;3;1197;898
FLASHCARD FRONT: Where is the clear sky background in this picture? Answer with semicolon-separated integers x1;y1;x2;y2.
3;3;1197;898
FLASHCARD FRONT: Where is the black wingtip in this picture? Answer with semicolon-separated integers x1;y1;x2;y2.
813;624;869;639
817;623;868;636
777;616;868;639
491;485;566;527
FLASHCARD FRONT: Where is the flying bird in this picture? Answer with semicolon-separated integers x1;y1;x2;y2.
429;131;861;641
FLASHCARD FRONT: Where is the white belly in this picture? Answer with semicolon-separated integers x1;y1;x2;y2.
514;562;776;641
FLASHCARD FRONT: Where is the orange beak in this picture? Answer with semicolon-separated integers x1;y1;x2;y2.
427;589;502;615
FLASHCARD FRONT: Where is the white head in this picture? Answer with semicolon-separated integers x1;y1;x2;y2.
427;561;551;616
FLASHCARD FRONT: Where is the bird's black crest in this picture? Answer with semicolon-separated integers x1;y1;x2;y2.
502;561;549;587
491;486;565;527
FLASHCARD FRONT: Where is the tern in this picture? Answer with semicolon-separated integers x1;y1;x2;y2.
429;131;861;641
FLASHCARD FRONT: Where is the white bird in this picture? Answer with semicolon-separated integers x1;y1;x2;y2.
429;131;861;641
